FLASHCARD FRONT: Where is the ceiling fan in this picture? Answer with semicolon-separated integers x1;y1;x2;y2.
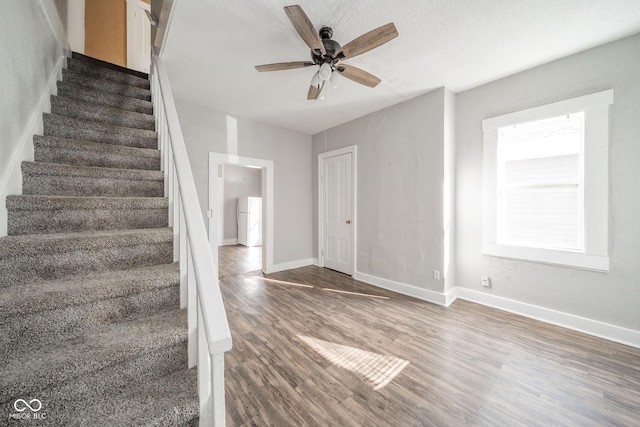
255;5;398;100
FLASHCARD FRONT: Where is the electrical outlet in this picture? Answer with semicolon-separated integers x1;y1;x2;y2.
433;270;441;280
481;276;491;287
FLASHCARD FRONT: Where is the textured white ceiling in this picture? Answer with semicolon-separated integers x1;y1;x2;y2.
161;0;640;135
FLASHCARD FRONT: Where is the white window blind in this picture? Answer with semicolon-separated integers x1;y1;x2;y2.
497;113;584;251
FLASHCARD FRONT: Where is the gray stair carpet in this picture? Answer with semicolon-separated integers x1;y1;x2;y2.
57;80;154;115
0;53;198;425
33;135;161;171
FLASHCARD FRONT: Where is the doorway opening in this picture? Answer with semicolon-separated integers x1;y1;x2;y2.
209;153;274;274
221;164;262;246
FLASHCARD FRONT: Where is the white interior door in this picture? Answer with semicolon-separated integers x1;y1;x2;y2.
126;0;151;73
322;152;353;275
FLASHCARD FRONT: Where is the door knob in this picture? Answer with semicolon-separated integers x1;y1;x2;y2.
346;220;351;224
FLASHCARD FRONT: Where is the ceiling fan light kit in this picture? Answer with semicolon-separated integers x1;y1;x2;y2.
255;5;398;100
319;63;333;81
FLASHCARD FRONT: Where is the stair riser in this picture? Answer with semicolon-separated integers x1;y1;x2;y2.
67;58;151;89
44;116;157;149
8;208;168;235
22;175;164;197
1;286;180;355
0;242;173;287
57;81;153;115
1;341;187;409
34;143;161;170
51;96;155;131
63;69;151;101
72;52;149;80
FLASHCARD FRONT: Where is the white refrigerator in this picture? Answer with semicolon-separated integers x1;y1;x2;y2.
237;196;262;247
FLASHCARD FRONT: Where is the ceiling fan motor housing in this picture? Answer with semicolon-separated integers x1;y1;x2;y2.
319;26;333;39
311;26;342;64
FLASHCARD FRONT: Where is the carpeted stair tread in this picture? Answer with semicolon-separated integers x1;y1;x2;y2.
0;227;173;287
44;113;157;149
22;170;164;198
8;346;191;426
0;262;178;319
19;364;197;426
57;80;153;115
62;68;151;101
72;51;149;79
0;227;172;258
67;56;151;89
0;308;187;404
7;194;168;211
21;161;165;198
33;135;161;170
7;194;168;234
22;161;163;182
0;263;180;356
20;344;189;426
51;95;155;131
87;368;199;427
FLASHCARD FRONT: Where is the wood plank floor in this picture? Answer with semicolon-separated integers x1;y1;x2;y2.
219;245;640;426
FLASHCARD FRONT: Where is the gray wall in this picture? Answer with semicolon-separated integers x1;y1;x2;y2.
0;1;63;236
223;164;261;242
455;33;640;331
173;98;313;265
312;88;449;292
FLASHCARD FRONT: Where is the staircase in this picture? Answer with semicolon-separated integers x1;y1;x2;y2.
0;53;198;426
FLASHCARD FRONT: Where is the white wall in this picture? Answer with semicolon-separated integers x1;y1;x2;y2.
222;164;261;242
173;98;313;266
455;33;640;331
40;0;71;54
0;2;64;236
312;88;450;294
66;0;85;53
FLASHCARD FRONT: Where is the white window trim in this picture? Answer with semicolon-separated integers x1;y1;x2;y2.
482;90;612;272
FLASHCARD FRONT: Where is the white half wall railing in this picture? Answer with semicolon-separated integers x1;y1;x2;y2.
151;53;232;427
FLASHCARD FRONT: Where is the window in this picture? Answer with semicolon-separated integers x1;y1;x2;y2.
482;90;612;271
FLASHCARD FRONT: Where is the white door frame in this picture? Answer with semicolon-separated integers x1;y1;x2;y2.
126;0;150;73
318;145;357;276
208;153;274;274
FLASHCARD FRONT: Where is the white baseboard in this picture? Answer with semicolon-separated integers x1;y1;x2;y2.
257;258;640;348
354;271;450;306
455;288;640;349
444;286;458;306
0;55;65;237
221;238;238;246
312;258;320;266
345;270;639;348
268;258;314;274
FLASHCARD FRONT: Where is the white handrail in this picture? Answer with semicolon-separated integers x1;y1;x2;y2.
151;53;232;426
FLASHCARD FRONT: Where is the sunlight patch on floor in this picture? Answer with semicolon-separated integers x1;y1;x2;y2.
298;335;409;390
322;288;389;299
257;277;314;288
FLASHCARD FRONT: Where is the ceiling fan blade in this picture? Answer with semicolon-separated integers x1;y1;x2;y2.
338;23;398;59
255;61;315;72
284;5;326;55
307;81;325;100
337;64;381;88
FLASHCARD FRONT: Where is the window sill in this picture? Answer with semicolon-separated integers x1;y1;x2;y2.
482;244;609;272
